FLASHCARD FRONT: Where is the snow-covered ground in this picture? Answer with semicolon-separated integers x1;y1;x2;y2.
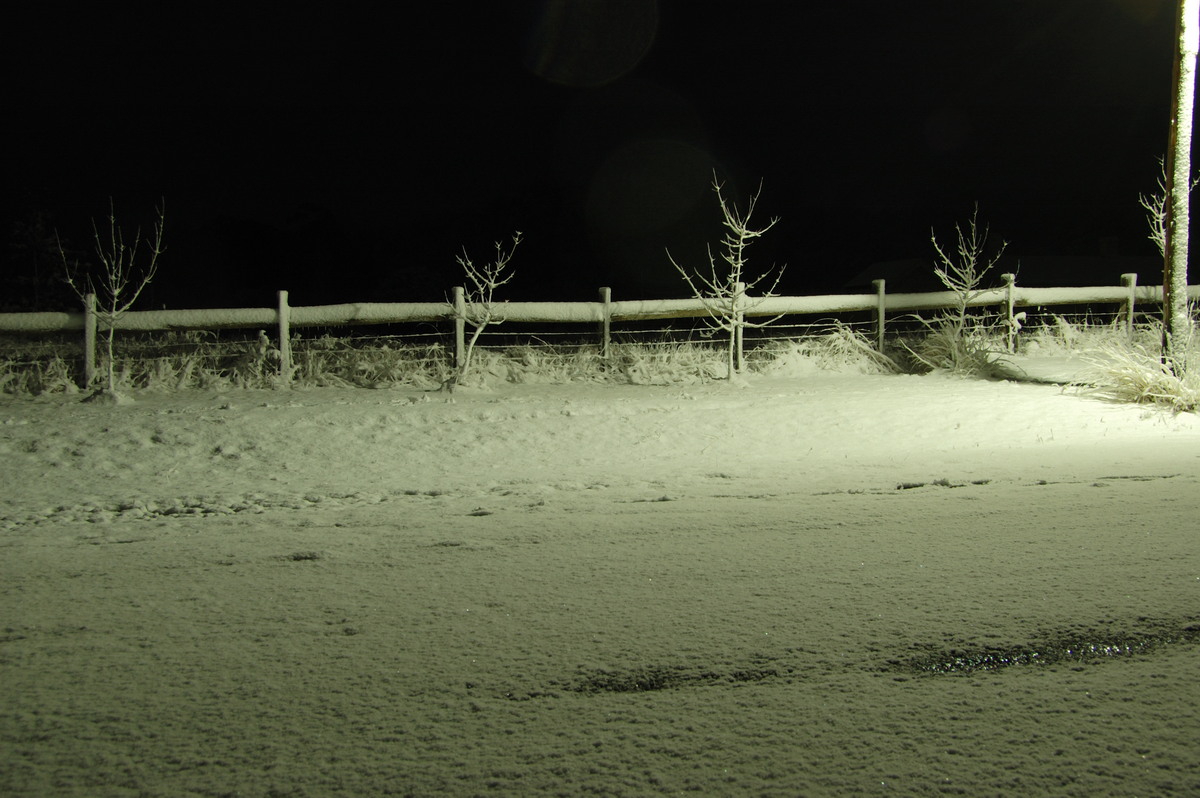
2;363;1199;796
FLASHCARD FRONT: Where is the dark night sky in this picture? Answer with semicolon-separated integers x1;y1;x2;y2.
2;0;1185;310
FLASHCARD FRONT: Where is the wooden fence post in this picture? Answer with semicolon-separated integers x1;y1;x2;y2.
1002;273;1018;353
82;292;97;390
598;286;612;359
872;279;886;352
277;290;292;386
453;286;466;368
1121;272;1138;340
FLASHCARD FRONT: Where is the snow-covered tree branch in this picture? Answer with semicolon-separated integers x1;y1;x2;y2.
904;205;1011;376
58;199;165;401
668;174;785;380
443;231;521;392
929;203;1007;338
1139;156;1198;258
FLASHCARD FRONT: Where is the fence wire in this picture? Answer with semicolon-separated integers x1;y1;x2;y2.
0;296;1182;394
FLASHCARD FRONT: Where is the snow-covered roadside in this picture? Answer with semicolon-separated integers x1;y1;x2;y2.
2;370;1199;796
4;370;1199;516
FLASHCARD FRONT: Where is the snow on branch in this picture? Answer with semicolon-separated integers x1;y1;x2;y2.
668;174;785;379
1138;156;1199;257
444;231;522;392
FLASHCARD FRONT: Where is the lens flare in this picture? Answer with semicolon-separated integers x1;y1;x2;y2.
524;0;658;87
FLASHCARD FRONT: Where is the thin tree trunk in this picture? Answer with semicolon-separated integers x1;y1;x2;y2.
1163;0;1199;364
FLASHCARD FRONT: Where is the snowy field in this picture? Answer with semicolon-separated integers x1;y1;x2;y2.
2;363;1200;796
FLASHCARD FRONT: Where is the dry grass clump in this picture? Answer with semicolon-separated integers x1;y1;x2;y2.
0;334;82;395
1020;314;1154;356
1073;325;1200;412
609;341;727;385
447;342;729;387
896;315;1013;379
753;324;901;376
109;331;289;392
290;336;451;390
0;355;78;395
506;345;608;384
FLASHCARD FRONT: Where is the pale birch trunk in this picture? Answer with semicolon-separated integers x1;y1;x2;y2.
1163;0;1199;363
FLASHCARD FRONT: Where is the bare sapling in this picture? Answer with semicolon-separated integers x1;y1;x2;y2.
907;204;1008;375
668;174;785;380
1139;160;1174;259
1139;157;1199;259
931;204;1007;338
443;231;522;392
59;199;165;402
1139;157;1199;372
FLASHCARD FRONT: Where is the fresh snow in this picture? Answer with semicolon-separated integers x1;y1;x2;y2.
2;365;1199;796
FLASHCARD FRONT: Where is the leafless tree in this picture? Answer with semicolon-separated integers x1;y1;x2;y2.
59;199;165;400
904;205;1010;376
444;232;521;392
668;174;785;380
929;203;1007;342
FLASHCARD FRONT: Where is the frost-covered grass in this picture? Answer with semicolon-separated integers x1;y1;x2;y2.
1075;341;1200;411
753;323;901;375
5;316;1200;414
0;326;897;394
0;354;77;396
1071;319;1200;412
998;312;1200;412
896;314;1013;379
0;334;81;395
1020;312;1160;355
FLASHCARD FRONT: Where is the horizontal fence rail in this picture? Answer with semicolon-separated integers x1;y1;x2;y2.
1;273;1196;389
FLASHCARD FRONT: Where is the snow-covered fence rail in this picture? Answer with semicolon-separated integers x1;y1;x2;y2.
0;273;1194;388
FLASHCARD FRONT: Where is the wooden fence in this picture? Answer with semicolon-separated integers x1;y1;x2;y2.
1;272;1195;387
